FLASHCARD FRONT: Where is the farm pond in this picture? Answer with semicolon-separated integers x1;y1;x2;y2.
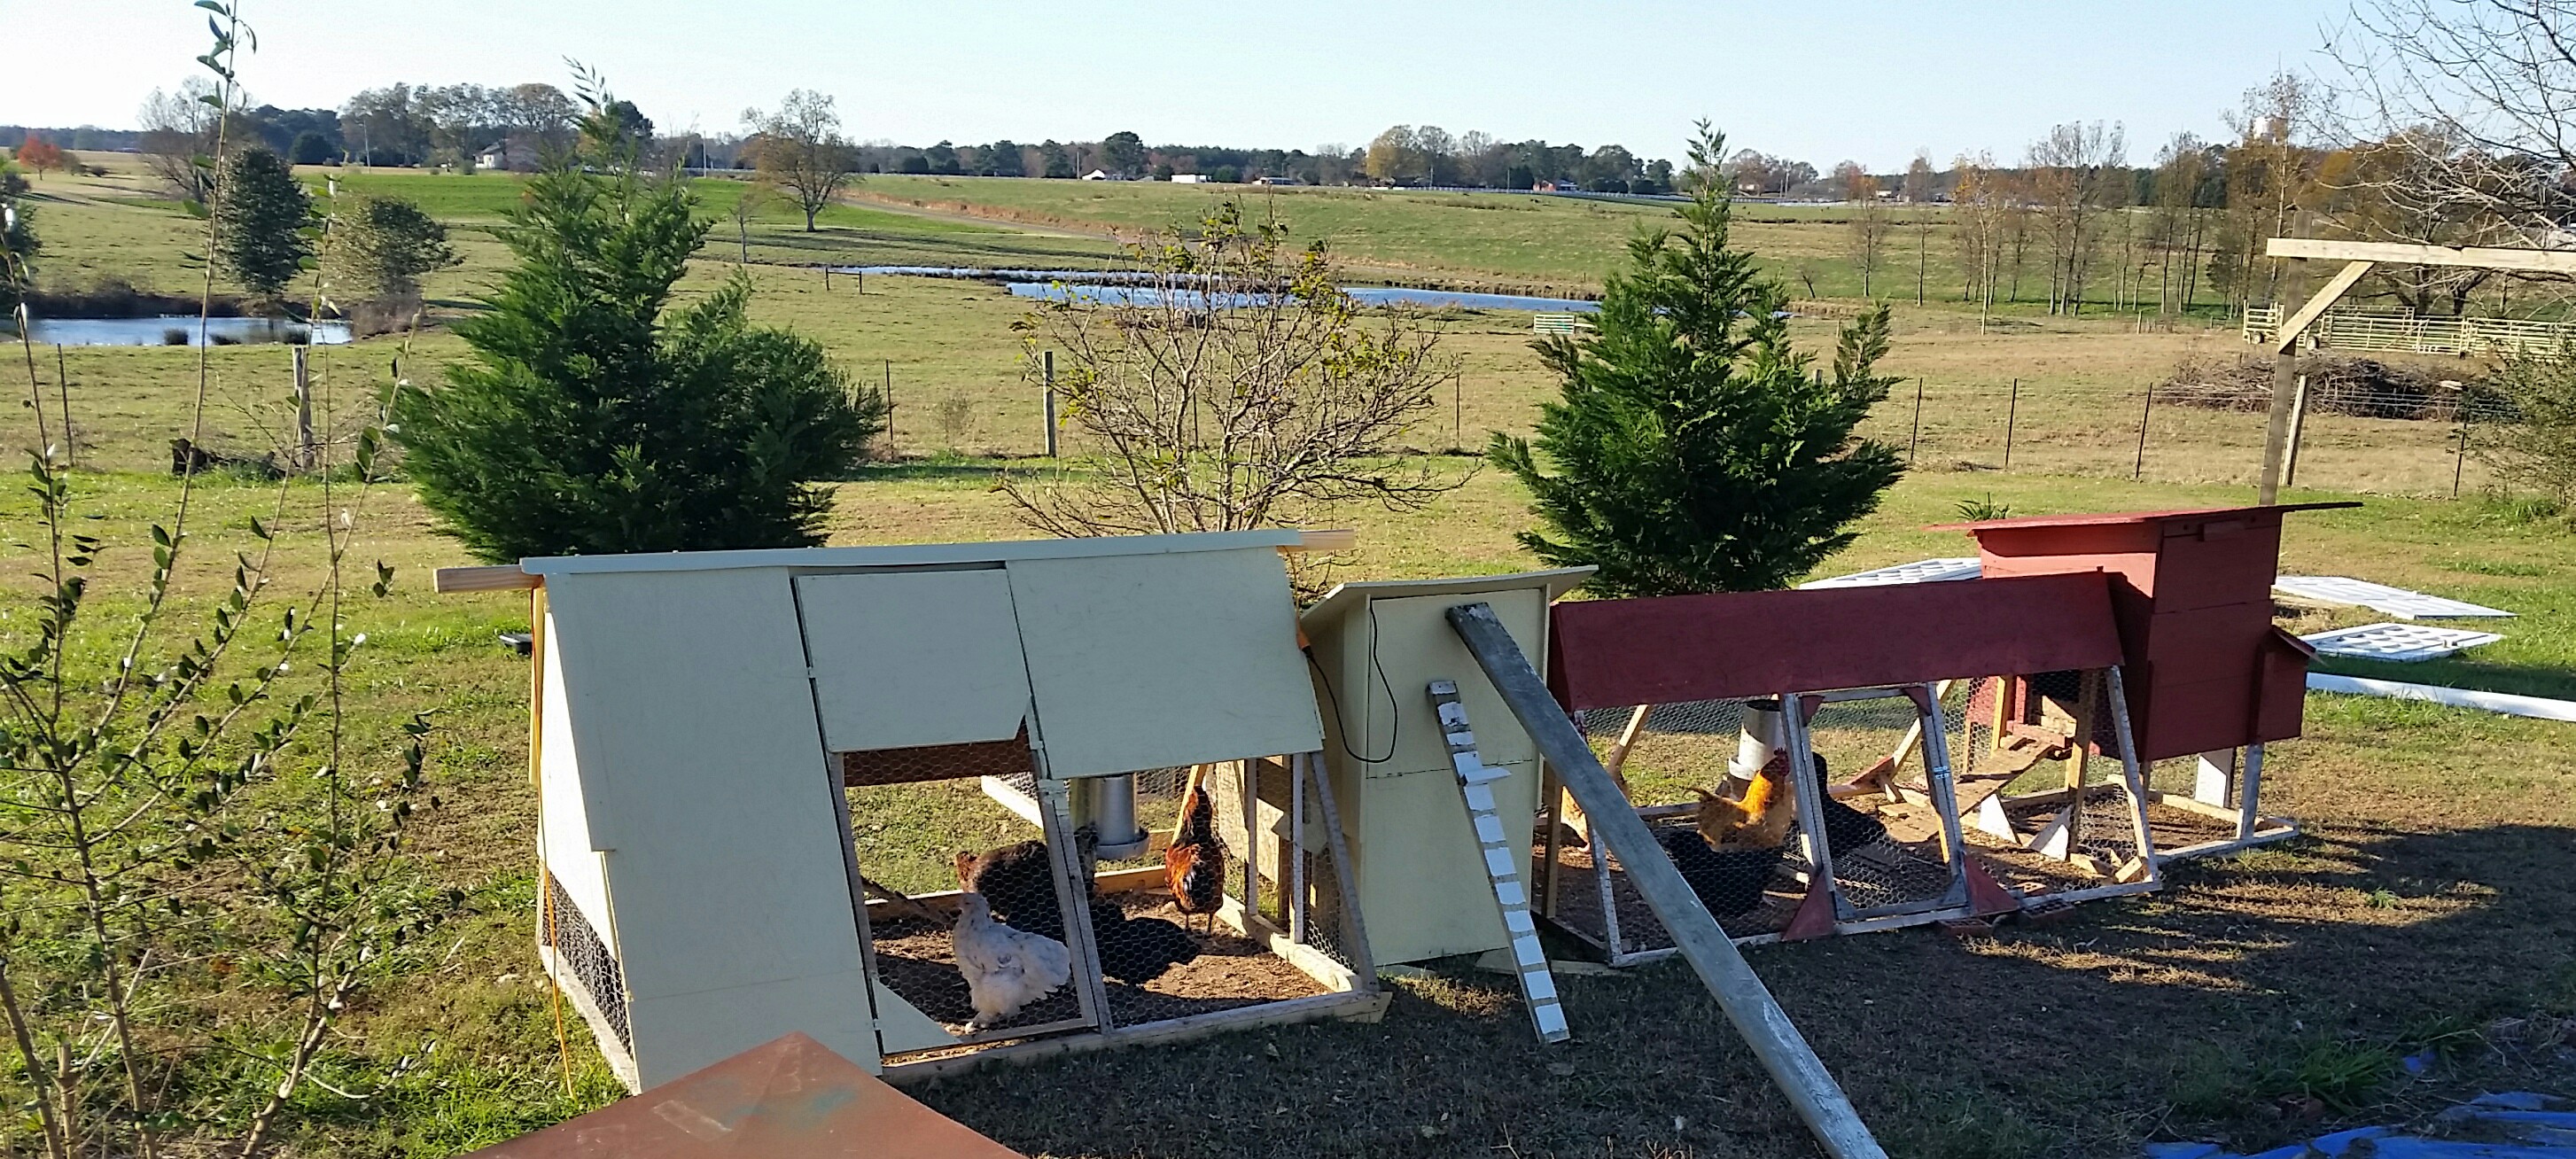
12;315;354;347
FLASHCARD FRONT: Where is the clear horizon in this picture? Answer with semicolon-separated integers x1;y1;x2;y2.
3;1;2348;170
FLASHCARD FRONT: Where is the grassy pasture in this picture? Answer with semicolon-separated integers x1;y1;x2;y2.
4;150;2570;1159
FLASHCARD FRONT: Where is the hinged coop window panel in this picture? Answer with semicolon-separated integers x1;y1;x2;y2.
795;569;1033;752
1004;550;1322;778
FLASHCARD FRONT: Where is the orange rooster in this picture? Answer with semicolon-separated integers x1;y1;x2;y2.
1164;765;1226;933
1690;756;1796;850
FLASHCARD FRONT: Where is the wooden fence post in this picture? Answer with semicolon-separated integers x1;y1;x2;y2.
2281;374;2311;487
292;343;315;472
1043;350;1059;458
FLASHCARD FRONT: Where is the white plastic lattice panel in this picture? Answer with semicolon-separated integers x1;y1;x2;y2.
2301;622;2505;662
2274;576;2513;619
1798;558;1982;589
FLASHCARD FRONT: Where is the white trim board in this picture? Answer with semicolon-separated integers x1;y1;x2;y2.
522;529;1305;578
2308;673;2576;722
2300;622;2505;663
2274;576;2513;619
1798;557;1982;589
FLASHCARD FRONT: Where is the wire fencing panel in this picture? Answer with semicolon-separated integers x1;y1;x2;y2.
1863;375;2507;497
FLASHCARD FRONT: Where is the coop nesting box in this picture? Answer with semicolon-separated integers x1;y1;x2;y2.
1934;504;2353;762
1298;570;1592;965
506;531;1327;1089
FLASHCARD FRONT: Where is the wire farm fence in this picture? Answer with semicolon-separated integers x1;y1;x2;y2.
1863;371;2513;498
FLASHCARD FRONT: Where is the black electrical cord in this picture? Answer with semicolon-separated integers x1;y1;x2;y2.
1303;599;1399;765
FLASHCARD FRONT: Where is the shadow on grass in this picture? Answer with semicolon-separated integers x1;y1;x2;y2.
909;822;2575;1159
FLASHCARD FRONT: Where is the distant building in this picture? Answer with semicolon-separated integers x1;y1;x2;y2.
1533;179;1579;192
1170;173;1208;183
1081;168;1134;181
1251;175;1304;186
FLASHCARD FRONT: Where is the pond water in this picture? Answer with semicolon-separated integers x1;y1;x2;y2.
834;267;1601;314
13;315;354;347
1003;282;1601;313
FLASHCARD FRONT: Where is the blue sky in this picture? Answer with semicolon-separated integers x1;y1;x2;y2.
2;1;2349;168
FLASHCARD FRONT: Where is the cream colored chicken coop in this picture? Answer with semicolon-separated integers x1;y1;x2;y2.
441;531;1385;1090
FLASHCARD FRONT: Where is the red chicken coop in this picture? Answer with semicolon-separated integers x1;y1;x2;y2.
1934;502;2355;859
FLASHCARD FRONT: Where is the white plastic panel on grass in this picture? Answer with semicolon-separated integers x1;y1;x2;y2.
795;569;1031;751
1798;557;1983;589
2274;576;2513;619
2300;622;2505;663
1004;548;1321;777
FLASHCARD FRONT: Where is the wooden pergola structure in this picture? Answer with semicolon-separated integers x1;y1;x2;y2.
2256;237;2576;502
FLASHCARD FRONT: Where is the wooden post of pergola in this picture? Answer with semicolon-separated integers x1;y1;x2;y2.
2256;238;2576;503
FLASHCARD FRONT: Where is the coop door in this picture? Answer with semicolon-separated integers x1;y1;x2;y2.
792;570;1033;752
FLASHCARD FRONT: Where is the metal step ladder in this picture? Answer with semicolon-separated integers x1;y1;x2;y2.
1428;680;1568;1044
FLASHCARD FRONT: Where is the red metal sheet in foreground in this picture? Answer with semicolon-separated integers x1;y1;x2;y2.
1548;572;2123;710
465;1033;1025;1159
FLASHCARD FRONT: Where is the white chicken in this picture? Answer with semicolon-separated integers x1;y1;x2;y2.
952;891;1072;1031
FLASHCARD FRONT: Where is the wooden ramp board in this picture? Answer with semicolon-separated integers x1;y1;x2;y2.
464;1032;1024;1158
1446;603;1888;1159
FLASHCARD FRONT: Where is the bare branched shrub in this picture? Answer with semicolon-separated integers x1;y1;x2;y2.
2478;344;2576;509
1001;201;1462;537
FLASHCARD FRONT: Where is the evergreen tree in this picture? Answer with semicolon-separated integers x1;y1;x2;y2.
1490;123;1904;597
391;94;883;562
211;147;313;303
330;193;456;300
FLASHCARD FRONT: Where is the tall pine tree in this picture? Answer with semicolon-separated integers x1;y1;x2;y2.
391;88;883;562
211;147;312;305
1491;122;1904;597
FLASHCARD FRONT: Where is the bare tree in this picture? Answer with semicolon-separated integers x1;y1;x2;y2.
2026;121;2128;315
1845;173;1893;297
1950;152;2012;326
742;89;857;231
2330;0;2576;246
1003;201;1460;540
2214;73;2323;310
728;179;774;263
2149;132;2215;314
1903;151;1937;202
137;78;220;200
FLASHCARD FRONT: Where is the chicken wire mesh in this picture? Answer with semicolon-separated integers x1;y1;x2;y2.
858;753;1363;1055
1545;690;1973;956
859;772;1093;1051
540;872;631;1054
1950;672;2159;891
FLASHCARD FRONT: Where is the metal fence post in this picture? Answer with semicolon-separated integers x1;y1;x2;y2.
2003;377;2020;469
883;360;894;443
2134;385;2153;481
2452;409;2472;494
1908;377;1924;465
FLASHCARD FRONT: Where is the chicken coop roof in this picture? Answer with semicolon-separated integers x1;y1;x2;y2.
1547;572;2125;710
1925;502;2357;533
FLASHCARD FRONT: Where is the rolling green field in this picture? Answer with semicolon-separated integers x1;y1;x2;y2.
3;149;2570;1159
852;172;1969;295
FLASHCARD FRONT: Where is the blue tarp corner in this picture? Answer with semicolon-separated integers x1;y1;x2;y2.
2146;1093;2576;1159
